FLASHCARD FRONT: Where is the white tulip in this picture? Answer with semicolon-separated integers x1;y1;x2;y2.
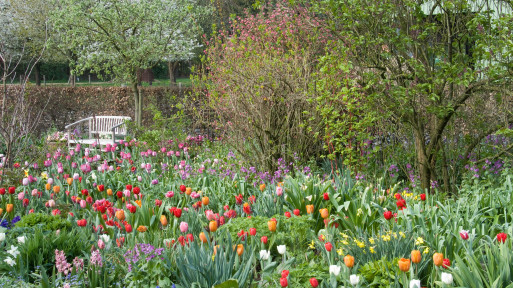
7;245;19;258
0;233;5;241
410;279;421;288
441;272;453;285
277;245;286;255
100;234;111;243
259;250;270;260
4;257;15;266
329;265;341;276
350;274;360;285
17;236;26;244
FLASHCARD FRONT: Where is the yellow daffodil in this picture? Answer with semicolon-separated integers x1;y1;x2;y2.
340;239;349;245
41;172;48;179
308;240;315;249
357;241;365;248
423;247;430;254
357;208;363;217
340;233;349;239
336;247;344;256
24;169;29;177
369;237;375;244
399;232;406;238
382;235;391;242
415;237;424;246
369;246;376;254
393;232;398;239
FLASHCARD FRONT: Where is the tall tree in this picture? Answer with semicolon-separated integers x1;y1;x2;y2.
317;0;513;191
50;0;208;125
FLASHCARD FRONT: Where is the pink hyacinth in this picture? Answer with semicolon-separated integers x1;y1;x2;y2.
55;250;72;275
90;250;103;267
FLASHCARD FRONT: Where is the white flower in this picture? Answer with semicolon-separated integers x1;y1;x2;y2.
259;250;270;260
0;233;5;241
349;274;360;285
410;279;421;288
4;257;15;266
329;265;341;276
7;245;20;258
100;234;111;243
17;236;26;244
441;272;453;285
277;245;286;255
305;195;313;201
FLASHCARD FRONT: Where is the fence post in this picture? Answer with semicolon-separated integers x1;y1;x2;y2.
178;82;182;98
43;75;46;86
89;74;91;84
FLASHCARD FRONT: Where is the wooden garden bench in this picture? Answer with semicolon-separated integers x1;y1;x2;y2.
65;116;131;148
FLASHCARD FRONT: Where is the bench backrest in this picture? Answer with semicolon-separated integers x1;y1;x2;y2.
90;116;131;135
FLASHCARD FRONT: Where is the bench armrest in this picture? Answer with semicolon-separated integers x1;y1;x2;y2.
110;122;126;132
65;117;91;130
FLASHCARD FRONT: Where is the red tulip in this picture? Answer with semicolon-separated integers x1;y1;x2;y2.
116;191;123;198
384;211;393;220
126;185;132;191
280;277;288;287
310;278;319;287
497;232;508;243
133;187;140;195
325;242;333;252
174;208;182;218
394;193;402;200
261;236;268;244
293;209;300;216
460;230;469;240
284;211;291;218
420;193;426;201
281;270;289;278
180;185;186;193
127;204;136;213
323;193;330;200
125;224;132;233
155;199;162;207
442;258;451;268
81;189;89;196
8;186;15;194
249;228;257;236
396;199;406;208
0;188;5;195
22;198;29;207
187;233;194;242
97;184;104;192
235;194;243;205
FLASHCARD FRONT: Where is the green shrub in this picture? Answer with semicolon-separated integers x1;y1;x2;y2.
15;213;72;231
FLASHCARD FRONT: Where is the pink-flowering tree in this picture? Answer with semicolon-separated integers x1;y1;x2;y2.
196;3;332;171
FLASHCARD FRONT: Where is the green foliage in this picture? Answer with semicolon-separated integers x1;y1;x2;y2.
359;257;400;287
222;215;314;255
174;232;253;288
15;213;71;231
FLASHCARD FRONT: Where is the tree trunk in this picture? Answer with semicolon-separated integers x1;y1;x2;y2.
132;81;141;126
168;61;178;85
35;63;41;86
414;127;431;193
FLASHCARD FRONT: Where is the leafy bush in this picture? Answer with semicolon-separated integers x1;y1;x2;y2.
15;213;71;231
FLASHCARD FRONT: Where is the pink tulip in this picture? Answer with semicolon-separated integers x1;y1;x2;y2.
165;191;175;198
48;199;56;207
18;192;25;200
460;230;469;240
98;239;105;250
276;186;283;196
179;222;189;233
80;200;87;208
31;189;38;197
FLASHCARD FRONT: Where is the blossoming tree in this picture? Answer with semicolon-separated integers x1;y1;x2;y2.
50;0;209;125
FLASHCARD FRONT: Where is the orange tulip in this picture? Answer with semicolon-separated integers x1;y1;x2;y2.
237;244;244;256
66;178;73;185
213;245;219;255
411;250;421;264
45;183;51;191
185;187;192;196
259;184;266;191
136;225;147;232
107;189;113;196
433;253;444;266
344;255;355;268
115;210;125;221
0;208;3;215
209;221;218;232
319;208;329;219
268;220;277;232
6;204;13;213
160;215;168;226
306;205;314;214
199;232;208;243
135;200;142;207
53;186;60;193
398;258;411;272
202;196;209;206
